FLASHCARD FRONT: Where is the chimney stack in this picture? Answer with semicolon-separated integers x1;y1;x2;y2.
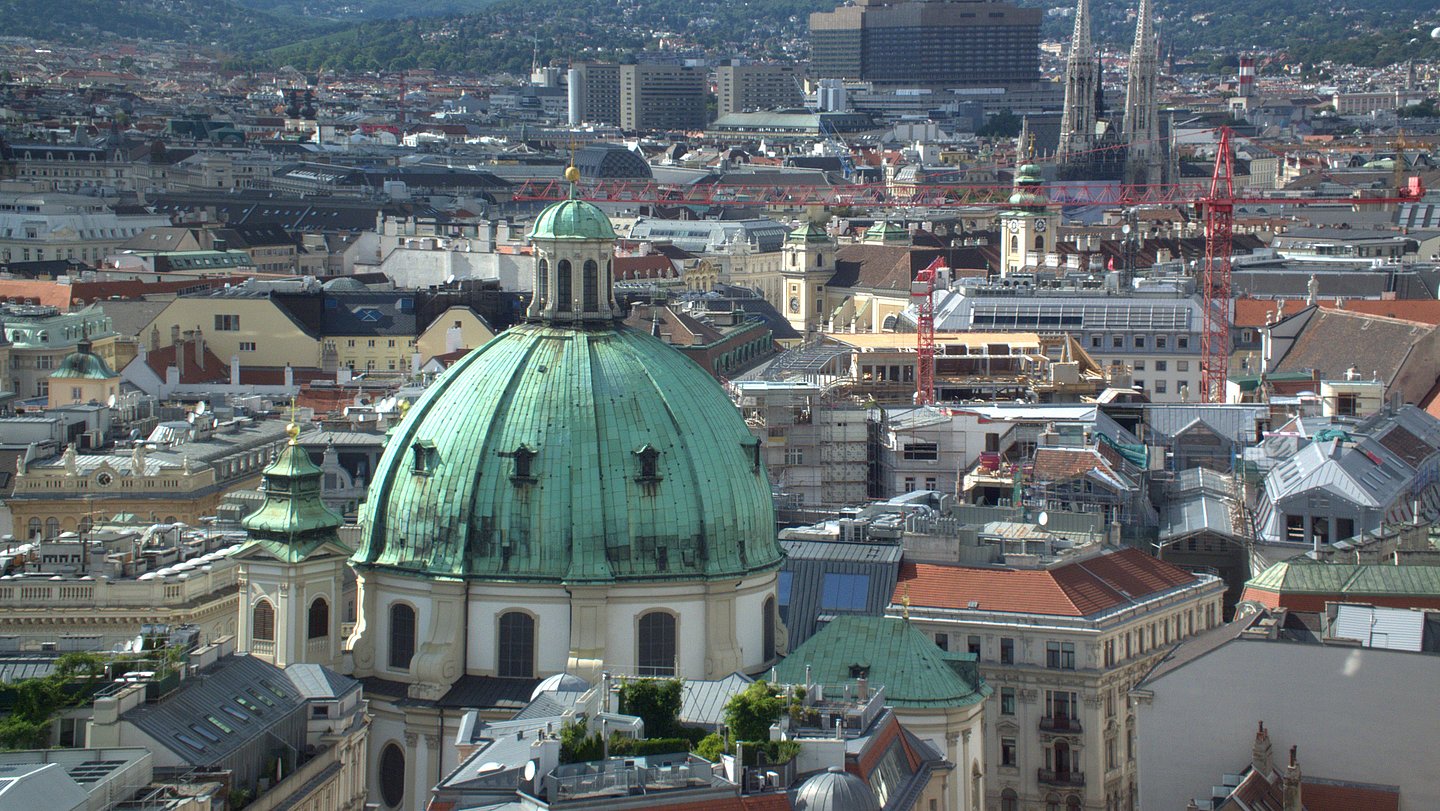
1252;721;1273;775
1282;746;1302;811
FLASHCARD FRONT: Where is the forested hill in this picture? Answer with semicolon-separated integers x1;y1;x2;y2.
4;0;1438;73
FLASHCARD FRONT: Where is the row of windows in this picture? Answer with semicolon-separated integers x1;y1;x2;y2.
252;597;330;642
1090;334;1191;351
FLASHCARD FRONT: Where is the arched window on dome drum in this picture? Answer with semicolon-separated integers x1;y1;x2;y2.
763;596;777;661
378;743;406;808
536;258;548;309
307;597;329;639
637;611;677;677
253;599;275;642
497;611;535;678
389;603;416;670
582;260;599;312
556;260;572;312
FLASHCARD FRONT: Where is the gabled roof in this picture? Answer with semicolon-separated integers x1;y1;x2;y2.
1271;307;1434;385
771;615;989;708
896;547;1202;618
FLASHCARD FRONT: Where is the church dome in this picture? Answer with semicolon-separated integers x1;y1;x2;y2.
793;767;880;811
528;197;617;241
354;322;781;584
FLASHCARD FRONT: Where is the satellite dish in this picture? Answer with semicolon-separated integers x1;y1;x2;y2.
196;401;208;415
187;412;197;424
445;275;456;285
106;394;117;408
1038;511;1049;526
1121;224;1131;235
523;760;537;781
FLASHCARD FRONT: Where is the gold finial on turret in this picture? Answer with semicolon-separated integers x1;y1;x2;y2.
286;396;300;445
901;585;912;621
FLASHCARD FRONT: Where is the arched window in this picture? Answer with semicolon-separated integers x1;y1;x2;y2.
605;260;613;297
1035;234;1045;252
1001;789;1019;811
378;743;406;808
1066;797;1082;811
253;599;275;641
497;611;535;678
389;603;416;670
582;259;599;312
1046;794;1061;811
556;260;572;312
816;253;823;267
1010;235;1019;254
26;518;40;539
637;611;676;676
78;516;92;536
763;596;777;661
307;597;329;639
44;518;59;539
536;258;548;308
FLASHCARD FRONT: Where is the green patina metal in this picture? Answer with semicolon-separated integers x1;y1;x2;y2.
1008;163;1049;209
50;342;116;380
772;615;990;709
527;198;617;242
242;436;346;563
860;220;909;244
354;322;782;583
786;221;832;245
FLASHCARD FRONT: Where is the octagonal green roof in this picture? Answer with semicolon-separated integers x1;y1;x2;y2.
51;343;115;380
355;322;782;583
528;198;617;241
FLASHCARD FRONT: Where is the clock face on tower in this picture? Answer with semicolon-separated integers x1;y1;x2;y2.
1006;219;1021;233
1034;218;1048;233
789;297;801;313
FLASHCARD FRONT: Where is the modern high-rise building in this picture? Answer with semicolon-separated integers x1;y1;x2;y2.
809;0;1041;90
619;63;708;131
566;62;622;126
715;63;805;117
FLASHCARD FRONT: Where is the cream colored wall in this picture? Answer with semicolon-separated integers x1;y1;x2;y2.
414;307;495;363
144;299;321;368
47;375;117;408
330;335;415;373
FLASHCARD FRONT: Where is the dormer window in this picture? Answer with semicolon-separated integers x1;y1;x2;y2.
411;440;437;476
633;444;661;483
506;444;537;482
744;438;762;472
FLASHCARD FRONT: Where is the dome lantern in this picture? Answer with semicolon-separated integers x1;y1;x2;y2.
526;167;620;325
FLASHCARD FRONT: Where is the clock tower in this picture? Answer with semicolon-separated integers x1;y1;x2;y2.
780;221;836;334
998;164;1053;276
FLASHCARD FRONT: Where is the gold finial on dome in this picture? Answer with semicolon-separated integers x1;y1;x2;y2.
398;399;411;415
564;165;581;184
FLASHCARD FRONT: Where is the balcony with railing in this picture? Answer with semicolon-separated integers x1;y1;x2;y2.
1037;768;1086;787
1039;715;1083;734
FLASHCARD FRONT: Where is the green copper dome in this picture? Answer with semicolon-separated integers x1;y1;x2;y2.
242;435;346;562
528;198;617;241
786;221;831;244
51;342;115;379
354;323;782;584
1008;163;1048;208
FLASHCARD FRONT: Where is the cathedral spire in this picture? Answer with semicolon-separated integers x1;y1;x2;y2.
1058;0;1098;162
1123;0;1161;184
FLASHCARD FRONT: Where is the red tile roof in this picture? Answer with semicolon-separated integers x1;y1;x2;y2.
144;342;229;384
896;548;1200;617
1302;779;1400;811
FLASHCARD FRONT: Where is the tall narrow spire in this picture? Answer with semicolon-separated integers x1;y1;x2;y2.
1058;0;1098;162
1123;0;1161;184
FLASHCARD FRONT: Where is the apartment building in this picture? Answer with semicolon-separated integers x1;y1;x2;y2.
893;546;1225;811
715;63;805;117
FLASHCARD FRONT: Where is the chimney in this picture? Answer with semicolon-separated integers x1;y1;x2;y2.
230;355;241;387
150;325;160;352
195;326;205;370
1252;721;1273;775
171;324;181;346
1282;746;1302;811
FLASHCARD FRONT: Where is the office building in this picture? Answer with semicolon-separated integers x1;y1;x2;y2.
566;62;622;127
619;64;708;131
810;0;1041;90
716;63;805;117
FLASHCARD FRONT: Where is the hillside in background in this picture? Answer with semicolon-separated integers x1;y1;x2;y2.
3;0;1437;73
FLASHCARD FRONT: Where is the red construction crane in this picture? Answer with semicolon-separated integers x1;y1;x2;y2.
912;256;944;406
1200;127;1235;404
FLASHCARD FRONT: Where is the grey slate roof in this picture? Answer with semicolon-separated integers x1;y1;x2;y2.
122;655;308;765
1142;404;1268;444
284;664;359;700
678;672;752;728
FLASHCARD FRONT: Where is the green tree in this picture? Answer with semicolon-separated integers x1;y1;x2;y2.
694;732;726;762
723;681;786;743
616;678;683;739
976;109;1022;139
558;719;604;764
